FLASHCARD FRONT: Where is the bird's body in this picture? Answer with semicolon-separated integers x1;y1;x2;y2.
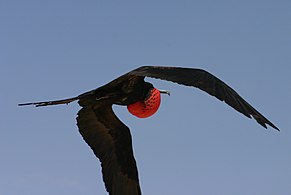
19;66;279;195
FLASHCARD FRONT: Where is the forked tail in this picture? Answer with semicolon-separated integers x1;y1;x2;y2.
18;97;79;107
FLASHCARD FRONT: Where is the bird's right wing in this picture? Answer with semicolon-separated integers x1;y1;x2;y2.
129;66;279;130
77;105;141;195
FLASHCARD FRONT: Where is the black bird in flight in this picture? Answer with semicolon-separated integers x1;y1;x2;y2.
19;66;279;195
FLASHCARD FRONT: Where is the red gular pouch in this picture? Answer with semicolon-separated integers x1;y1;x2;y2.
127;88;161;118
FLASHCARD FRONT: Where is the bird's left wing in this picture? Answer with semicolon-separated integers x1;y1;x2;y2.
129;66;279;130
77;105;141;195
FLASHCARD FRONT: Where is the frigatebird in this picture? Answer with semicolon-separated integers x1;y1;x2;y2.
19;66;279;195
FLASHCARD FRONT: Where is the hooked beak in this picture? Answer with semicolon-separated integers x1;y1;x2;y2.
159;90;171;96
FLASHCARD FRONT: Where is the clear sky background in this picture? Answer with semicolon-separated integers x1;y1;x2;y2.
1;0;290;195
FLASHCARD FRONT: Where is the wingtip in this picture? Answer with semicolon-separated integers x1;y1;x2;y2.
267;121;280;131
18;102;35;106
272;125;280;132
18;97;78;107
264;123;280;131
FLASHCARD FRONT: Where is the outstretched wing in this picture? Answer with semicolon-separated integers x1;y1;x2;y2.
77;105;141;195
129;66;279;131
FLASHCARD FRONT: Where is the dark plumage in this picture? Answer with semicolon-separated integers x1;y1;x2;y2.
19;66;279;195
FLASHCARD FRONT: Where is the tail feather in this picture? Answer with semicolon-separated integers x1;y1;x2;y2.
18;97;78;107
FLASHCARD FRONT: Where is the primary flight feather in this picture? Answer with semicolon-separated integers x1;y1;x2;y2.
19;66;279;195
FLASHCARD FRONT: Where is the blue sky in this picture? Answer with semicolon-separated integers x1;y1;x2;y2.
1;0;290;194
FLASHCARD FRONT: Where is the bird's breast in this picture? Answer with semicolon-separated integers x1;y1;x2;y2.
127;88;161;118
